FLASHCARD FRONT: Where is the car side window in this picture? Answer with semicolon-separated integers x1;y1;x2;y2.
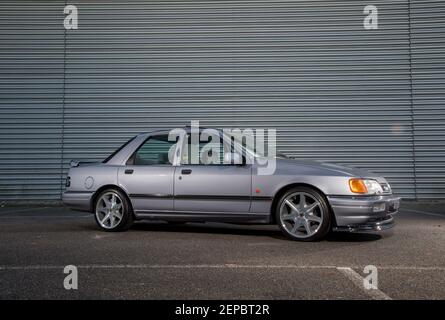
181;135;230;165
129;135;177;165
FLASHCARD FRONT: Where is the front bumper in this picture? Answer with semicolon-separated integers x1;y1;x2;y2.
327;194;400;232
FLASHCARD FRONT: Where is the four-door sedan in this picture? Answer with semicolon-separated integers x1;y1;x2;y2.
63;127;400;241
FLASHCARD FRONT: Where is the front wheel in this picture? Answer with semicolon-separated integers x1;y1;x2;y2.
276;187;331;241
94;189;134;231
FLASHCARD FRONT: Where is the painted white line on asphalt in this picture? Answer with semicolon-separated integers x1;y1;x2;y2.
1;264;444;271
247;242;282;246
376;266;445;271
337;267;391;300
0;264;338;270
402;208;445;218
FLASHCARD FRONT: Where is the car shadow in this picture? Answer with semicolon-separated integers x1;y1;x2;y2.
131;221;283;238
117;221;383;242
325;232;382;242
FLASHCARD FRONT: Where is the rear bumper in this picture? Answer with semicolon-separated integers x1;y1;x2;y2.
327;195;400;231
62;191;93;212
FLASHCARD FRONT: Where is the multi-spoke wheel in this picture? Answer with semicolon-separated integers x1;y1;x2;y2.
94;189;133;231
276;187;331;241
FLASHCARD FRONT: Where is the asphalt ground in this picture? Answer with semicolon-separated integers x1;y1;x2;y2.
0;203;444;300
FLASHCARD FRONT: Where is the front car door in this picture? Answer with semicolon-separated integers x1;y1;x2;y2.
173;132;252;213
118;134;178;213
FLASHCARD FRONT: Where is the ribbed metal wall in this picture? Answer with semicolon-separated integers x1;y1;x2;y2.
0;0;443;201
0;1;64;201
411;0;445;199
64;0;415;198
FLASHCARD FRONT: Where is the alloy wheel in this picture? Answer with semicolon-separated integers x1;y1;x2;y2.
95;192;124;229
279;191;324;239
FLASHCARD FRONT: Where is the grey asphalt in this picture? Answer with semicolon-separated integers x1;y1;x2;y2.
0;203;444;299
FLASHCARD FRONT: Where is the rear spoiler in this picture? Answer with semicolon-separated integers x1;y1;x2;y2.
69;160;96;167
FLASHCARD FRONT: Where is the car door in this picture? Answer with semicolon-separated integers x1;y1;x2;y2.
173;134;252;213
118;134;178;213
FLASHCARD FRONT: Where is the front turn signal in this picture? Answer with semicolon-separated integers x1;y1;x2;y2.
349;178;368;194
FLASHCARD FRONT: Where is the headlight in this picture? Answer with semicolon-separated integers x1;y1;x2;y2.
349;178;383;195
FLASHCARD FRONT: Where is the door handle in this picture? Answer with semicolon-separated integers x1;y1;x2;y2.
124;169;134;174
181;169;192;175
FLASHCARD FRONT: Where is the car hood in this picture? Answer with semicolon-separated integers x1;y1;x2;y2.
274;157;380;178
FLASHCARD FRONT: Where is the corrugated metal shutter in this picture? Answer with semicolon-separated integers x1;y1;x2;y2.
0;1;64;201
2;0;445;201
411;0;445;199
64;0;415;198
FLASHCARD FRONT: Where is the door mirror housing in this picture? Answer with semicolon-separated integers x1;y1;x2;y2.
224;153;245;165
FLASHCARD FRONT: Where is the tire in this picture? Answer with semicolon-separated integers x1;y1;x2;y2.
275;186;331;241
94;188;134;232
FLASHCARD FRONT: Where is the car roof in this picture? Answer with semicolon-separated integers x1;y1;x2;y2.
136;126;223;137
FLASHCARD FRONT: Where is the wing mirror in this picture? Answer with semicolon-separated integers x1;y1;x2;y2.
70;160;79;167
223;153;245;165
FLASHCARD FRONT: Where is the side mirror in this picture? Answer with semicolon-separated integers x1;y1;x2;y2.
224;153;245;165
70;160;79;167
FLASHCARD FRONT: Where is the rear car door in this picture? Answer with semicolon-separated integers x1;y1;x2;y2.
118;134;178;213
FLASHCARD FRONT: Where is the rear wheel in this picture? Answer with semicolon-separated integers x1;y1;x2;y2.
275;187;331;241
94;189;134;231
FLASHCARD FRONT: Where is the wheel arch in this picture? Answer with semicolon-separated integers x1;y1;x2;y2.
90;184;134;214
269;182;336;226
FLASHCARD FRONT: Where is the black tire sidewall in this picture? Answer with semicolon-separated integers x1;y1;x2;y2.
94;189;134;232
275;186;331;241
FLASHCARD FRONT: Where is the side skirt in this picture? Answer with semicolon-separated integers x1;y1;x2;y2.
134;210;271;224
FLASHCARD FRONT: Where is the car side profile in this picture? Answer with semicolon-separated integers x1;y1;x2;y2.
63;127;400;241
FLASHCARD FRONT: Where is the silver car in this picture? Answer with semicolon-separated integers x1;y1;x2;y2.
63;127;400;241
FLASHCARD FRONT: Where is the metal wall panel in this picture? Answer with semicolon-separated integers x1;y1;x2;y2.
1;0;444;201
64;0;415;198
0;1;64;201
411;0;445;199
